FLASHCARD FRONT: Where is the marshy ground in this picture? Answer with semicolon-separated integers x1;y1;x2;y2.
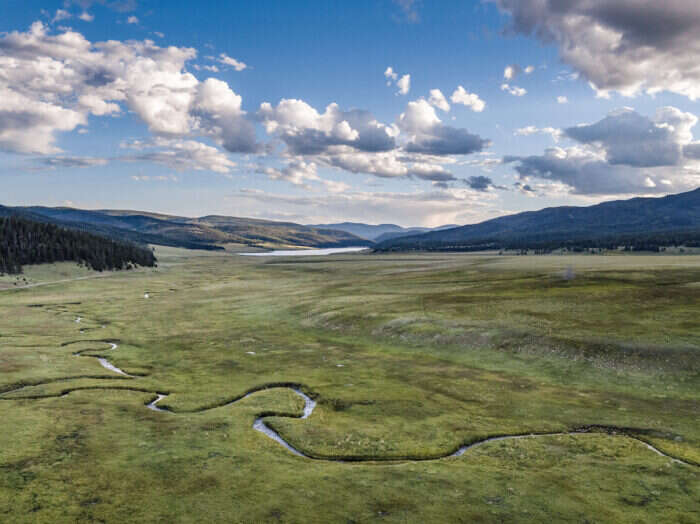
1;248;699;522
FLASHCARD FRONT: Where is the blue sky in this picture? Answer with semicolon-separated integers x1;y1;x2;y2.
2;0;699;226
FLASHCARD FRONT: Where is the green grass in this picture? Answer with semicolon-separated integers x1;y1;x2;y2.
1;251;698;522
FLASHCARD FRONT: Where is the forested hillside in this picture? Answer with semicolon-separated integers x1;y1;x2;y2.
0;216;156;274
375;188;700;252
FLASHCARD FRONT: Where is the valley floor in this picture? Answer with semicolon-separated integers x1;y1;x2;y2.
1;249;699;523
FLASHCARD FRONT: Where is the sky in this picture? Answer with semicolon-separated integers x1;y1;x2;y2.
1;0;699;227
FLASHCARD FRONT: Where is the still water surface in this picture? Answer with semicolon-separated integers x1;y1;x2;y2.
240;247;368;257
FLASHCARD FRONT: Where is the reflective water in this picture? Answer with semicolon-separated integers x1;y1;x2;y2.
240;247;367;257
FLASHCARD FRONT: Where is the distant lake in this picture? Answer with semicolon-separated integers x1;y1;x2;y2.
240;247;368;257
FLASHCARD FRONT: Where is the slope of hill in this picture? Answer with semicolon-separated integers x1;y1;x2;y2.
375;188;700;252
0;205;371;251
310;222;459;241
0;215;156;274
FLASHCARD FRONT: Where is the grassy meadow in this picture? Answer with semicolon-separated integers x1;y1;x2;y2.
1;247;699;523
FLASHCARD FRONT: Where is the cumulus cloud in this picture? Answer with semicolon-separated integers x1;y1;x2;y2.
79;12;95;22
258;99;396;155
217;53;247;71
504;64;518;80
396;74;411;95
384;66;410;95
493;0;700;100
322;150;456;182
126;15;138;24
504;64;534;80
257;96;489;183
0;22;258;156
515;126;563;142
0;85;86;154
557;96;568;104
501;83;526;96
505;107;700;195
258;160;319;187
450;86;486;112
564;107;697;167
52;9;72;23
122;137;236;173
428;89;450;112
399;99;489;156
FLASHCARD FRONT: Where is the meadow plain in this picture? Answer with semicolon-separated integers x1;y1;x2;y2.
1;247;699;523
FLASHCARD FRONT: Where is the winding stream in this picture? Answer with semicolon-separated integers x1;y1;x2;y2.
1;329;696;466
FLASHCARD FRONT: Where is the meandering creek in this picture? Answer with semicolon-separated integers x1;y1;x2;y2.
1;327;696;466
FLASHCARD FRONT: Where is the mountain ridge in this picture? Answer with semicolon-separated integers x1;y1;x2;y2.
0;205;371;251
375;188;700;252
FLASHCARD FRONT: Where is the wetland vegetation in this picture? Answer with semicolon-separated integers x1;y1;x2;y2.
1;248;698;522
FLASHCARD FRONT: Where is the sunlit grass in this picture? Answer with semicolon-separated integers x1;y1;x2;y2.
0;251;698;522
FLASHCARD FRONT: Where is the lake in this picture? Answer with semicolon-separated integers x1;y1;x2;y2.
239;247;368;257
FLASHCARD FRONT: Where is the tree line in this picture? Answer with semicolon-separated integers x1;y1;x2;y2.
374;230;700;253
0;216;156;275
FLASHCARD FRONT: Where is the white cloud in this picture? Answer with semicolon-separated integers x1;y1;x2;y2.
504;65;517;80
122;137;237;173
564;107;697;167
524;65;535;74
428;89;450;112
0;22;259;157
557;96;568;104
494;0;700;100
79;12;94;22
399;99;490;156
515;126;563;142
52;9;72;23
384;67;410;95
501;83;527;96
259;160;319;187
217;53;247;71
258;99;394;155
0;85;86;154
505;106;700;195
257;96;488;183
450;86;486;112
396;74;411;95
126;15;139;24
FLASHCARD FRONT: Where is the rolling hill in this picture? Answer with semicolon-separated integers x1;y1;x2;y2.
375;188;700;252
0;215;156;274
0;205;371;251
310;222;458;241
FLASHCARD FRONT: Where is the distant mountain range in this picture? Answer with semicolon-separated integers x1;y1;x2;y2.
309;222;458;241
3;187;699;254
375;187;700;252
0;205;371;251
